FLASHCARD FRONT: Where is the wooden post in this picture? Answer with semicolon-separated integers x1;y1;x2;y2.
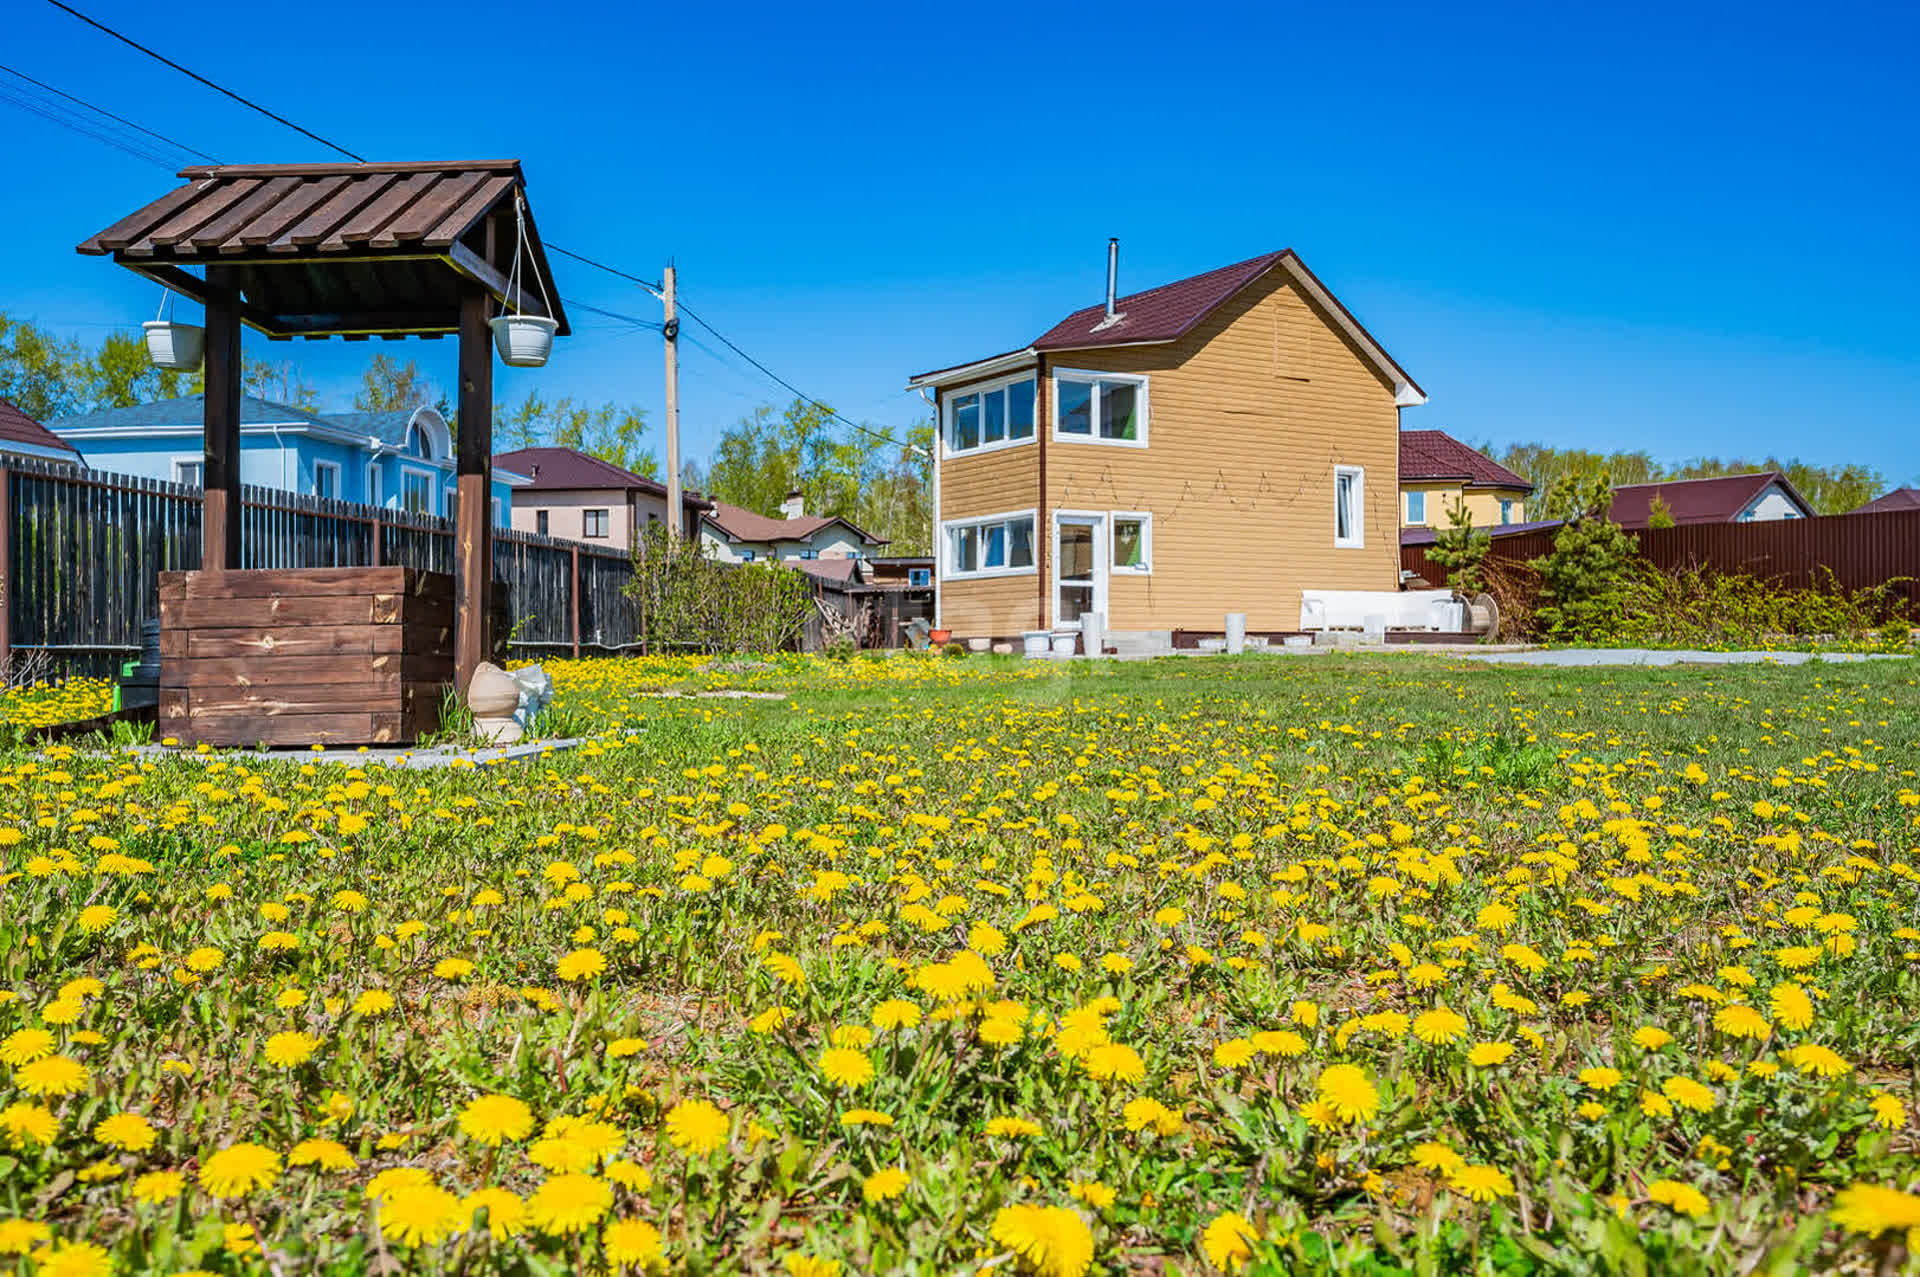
0;465;10;678
454;281;492;694
570;543;581;659
202;268;243;571
663;264;681;535
370;513;383;567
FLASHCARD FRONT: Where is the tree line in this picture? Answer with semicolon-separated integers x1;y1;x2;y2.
0;312;934;553
1478;440;1891;516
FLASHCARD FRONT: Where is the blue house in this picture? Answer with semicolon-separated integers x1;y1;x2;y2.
46;396;524;525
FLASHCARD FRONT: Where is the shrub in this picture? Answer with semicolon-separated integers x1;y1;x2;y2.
942;641;968;659
823;636;858;662
1425;502;1492;595
625;523;815;654
1529;475;1637;639
1604;562;1913;651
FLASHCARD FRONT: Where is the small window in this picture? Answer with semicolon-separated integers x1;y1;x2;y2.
1407;490;1426;524
536;509;550;536
365;463;382;508
313;460;340;500
584;509;610;538
174;459;203;487
1053;370;1148;445
402;470;433;515
943;512;1036;578
406;423;434;460
492;498;504;526
945;376;1037;454
908;567;932;587
1111;513;1151;574
741;549;756;562
1334;466;1365;548
1498;499;1513;525
798;549;819;560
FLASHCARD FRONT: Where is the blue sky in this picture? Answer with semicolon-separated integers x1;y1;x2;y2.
5;0;1916;484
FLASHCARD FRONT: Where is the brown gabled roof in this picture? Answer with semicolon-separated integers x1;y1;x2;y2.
493;446;710;509
1851;487;1920;514
1608;472;1814;529
910;249;1424;403
1399;430;1532;491
0;397;81;458
703;499;886;547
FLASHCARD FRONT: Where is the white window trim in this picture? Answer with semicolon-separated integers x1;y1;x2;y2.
1108;510;1152;575
312;459;342;501
941;508;1038;580
365;461;383;509
172;457;203;485
1050;367;1150;449
941;372;1040;460
399;464;436;515
1406;490;1426;524
1334;464;1365;548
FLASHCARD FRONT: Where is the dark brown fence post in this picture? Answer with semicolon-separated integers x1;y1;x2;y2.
570;544;582;659
370;512;383;567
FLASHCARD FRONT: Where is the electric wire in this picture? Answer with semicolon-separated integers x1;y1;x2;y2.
0;60;217;162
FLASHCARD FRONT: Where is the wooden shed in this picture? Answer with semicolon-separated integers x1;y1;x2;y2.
79;160;568;746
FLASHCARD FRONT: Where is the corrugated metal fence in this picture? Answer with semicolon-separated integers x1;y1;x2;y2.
1402;509;1920;608
1;456;642;676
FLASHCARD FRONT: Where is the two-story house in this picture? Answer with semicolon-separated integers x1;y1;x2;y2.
494;446;710;544
47;395;522;525
907;248;1425;643
698;491;887;564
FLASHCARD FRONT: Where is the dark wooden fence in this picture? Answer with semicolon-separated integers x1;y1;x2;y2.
1402;509;1920;609
0;457;641;677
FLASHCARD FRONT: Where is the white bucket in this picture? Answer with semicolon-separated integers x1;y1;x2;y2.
1081;611;1105;658
142;320;204;372
1051;632;1078;657
1224;612;1247;655
489;314;558;367
1021;630;1052;658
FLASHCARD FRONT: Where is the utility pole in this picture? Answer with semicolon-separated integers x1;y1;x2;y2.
662;263;681;537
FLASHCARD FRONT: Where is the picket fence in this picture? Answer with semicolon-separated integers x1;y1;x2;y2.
0;457;641;677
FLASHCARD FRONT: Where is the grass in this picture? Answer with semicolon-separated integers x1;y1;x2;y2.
0;651;1916;1275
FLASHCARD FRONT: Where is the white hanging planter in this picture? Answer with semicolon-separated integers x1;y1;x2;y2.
142;319;204;372
489;314;557;368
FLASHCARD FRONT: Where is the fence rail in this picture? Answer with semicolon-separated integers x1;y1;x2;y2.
1;457;642;677
1401;508;1920;609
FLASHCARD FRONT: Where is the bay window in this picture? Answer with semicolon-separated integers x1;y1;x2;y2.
945;375;1036;455
1052;369;1147;445
943;511;1036;578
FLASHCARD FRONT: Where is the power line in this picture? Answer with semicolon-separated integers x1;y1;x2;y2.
34;1;921;454
0;79;182;169
0;61;217;162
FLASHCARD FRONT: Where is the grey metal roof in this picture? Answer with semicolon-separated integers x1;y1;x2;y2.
49;396;427;448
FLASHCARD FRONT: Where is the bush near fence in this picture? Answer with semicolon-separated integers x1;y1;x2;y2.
0;456;642;677
1403;508;1920;644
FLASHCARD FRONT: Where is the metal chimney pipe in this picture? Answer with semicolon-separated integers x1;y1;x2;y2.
1105;238;1119;318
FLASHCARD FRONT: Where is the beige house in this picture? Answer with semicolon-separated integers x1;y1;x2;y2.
1398;430;1532;528
907;248;1425;640
494;446;708;545
698;491;886;564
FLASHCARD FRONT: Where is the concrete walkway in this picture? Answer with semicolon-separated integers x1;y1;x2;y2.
1446;648;1906;667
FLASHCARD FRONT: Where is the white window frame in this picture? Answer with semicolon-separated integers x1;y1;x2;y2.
1334;465;1365;548
312;459;342;501
1108;510;1152;575
1051;368;1149;449
1052;509;1109;627
1498;498;1514;525
492;498;504;526
400;465;435;516
941;508;1038;580
365;462;383;509
173;457;203;487
1406;490;1426;524
941;373;1039;460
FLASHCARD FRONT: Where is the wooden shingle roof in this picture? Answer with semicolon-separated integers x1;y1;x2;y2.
78;161;568;340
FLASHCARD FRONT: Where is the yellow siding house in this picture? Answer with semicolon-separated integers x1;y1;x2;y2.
907;248;1427;643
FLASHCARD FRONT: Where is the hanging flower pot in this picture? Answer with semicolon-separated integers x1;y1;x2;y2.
489;314;557;368
143;289;203;371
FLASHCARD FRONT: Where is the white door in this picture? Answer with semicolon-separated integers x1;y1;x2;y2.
1053;512;1107;630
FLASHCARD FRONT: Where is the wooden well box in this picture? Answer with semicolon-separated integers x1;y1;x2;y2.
157;566;464;747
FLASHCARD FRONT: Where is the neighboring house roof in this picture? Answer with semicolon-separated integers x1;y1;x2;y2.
794;557;863;586
702;499;886;547
0;397;82;461
1608;472;1814;528
50;394;332;433
492;446;710;509
1401;518;1562;547
908;249;1425;406
1399;430;1532;491
1851;487;1920;514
